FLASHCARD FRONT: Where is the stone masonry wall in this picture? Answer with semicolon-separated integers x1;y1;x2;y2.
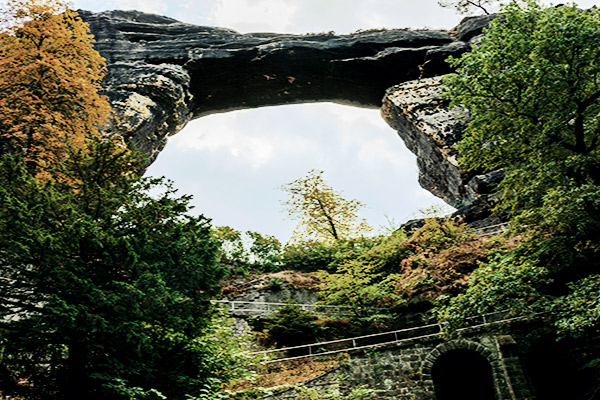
264;328;534;400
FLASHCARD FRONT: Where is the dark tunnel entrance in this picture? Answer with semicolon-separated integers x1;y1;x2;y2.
526;336;598;400
432;349;496;400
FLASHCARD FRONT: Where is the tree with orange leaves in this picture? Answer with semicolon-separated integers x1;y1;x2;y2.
0;0;110;175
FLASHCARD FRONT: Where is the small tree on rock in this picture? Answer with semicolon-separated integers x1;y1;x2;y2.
281;170;371;243
438;0;521;15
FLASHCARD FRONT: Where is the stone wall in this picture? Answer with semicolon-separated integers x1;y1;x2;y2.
263;327;535;400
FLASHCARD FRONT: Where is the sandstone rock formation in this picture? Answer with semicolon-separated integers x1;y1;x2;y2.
381;76;506;223
81;10;493;205
381;76;467;205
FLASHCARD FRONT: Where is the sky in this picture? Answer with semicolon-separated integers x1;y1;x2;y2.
70;0;598;242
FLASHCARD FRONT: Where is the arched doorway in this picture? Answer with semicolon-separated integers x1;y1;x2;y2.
432;349;496;400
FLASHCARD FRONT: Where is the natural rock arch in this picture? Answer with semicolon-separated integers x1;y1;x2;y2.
81;10;496;207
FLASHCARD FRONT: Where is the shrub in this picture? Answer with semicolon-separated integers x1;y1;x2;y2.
362;230;412;272
281;240;337;272
263;304;319;348
281;237;380;273
409;218;474;252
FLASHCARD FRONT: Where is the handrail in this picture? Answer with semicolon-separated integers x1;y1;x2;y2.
248;309;508;356
249;310;541;364
475;222;509;231
212;300;356;309
472;222;509;237
248;322;441;355
263;332;443;364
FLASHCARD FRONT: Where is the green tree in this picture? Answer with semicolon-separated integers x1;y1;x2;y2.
439;1;600;338
280;240;338;272
246;230;282;272
212;227;282;274
281;170;371;243
319;260;401;321
0;1;255;398
213;225;250;269
263;303;319;348
0;140;231;400
0;0;110;176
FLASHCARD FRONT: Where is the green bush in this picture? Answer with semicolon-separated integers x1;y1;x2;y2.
409;218;473;252
281;237;380;272
280;240;337;272
263;304;319;348
362;230;412;272
319;260;402;322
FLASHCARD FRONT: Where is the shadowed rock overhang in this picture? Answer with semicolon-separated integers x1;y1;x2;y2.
81;10;495;207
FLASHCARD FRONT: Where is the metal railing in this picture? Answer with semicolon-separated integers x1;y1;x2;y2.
248;310;539;364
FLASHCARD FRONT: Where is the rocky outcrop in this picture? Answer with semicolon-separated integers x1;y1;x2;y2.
381;76;468;205
81;10;493;203
382;76;504;212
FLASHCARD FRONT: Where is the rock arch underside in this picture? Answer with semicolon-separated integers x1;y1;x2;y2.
82;10;501;221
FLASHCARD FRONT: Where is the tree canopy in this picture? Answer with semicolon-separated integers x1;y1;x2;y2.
212;225;282;274
281;169;371;243
0;140;237;400
0;1;255;398
0;0;110;175
439;0;600;340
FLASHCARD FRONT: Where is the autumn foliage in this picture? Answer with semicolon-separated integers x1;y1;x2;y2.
0;0;110;175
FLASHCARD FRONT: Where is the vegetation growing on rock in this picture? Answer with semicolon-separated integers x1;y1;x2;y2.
436;2;600;393
440;0;600;337
437;0;502;15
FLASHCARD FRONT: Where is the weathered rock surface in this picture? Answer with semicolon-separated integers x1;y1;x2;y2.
381;76;468;204
81;10;492;203
382;76;506;210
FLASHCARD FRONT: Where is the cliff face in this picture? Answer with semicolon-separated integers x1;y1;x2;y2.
381;76;504;222
81;10;494;205
381;76;468;204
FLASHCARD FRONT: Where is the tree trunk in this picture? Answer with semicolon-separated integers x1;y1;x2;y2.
64;341;88;400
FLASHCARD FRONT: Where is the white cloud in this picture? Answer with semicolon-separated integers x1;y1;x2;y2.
205;0;462;34
210;0;298;32
170;106;327;170
169;1;213;26
147;103;444;241
73;0;600;33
